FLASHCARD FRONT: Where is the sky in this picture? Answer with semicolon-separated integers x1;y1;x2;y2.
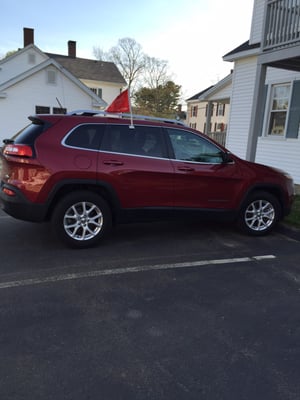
1;0;254;100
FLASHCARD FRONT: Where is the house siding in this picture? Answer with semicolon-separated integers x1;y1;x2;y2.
80;79;122;105
255;68;300;183
249;0;265;44
0;68;98;141
0;47;47;84
226;56;258;158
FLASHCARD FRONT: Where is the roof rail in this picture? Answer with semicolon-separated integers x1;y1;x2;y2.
67;110;186;126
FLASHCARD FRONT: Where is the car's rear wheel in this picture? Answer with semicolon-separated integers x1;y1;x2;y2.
51;191;112;248
237;191;281;235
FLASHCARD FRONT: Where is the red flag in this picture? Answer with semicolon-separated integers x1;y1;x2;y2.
106;89;130;113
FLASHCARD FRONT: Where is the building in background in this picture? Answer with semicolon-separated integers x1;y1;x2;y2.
224;0;300;184
0;28;126;141
186;73;232;146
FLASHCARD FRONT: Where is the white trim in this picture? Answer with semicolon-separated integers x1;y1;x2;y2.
262;80;293;139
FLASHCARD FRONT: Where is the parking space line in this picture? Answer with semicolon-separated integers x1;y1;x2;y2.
0;255;276;290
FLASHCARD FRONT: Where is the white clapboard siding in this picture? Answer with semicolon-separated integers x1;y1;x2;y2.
256;139;300;183
226;57;258;158
0;69;98;141
0;46;47;84
249;0;265;44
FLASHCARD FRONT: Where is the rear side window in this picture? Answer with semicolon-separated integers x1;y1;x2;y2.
64;124;106;150
101;125;166;158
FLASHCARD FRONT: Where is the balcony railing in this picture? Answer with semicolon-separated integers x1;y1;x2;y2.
263;0;300;50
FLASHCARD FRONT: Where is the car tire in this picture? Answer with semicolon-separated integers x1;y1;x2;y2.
237;191;281;236
51;191;112;248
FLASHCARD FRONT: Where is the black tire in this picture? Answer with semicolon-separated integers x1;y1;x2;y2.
237;191;281;236
51;191;112;248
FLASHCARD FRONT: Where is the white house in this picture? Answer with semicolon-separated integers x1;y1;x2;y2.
0;28;126;142
186;73;232;147
223;0;300;184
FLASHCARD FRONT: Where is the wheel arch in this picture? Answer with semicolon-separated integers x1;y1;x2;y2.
238;184;285;219
45;179;121;222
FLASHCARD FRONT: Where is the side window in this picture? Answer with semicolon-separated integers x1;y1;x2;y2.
101;125;165;158
64;124;105;150
167;128;224;164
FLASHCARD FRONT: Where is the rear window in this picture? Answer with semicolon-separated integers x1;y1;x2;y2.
8;120;50;146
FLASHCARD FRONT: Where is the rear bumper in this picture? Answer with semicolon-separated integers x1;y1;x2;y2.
0;182;47;222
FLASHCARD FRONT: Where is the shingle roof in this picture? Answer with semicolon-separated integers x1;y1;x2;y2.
223;40;260;58
186;86;214;101
46;53;127;85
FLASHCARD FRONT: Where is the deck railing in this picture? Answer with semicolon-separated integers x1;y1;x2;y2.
263;0;300;50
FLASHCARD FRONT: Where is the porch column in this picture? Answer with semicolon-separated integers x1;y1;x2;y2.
246;63;267;161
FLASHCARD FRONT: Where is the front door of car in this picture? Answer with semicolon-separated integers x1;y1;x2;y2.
166;128;243;209
99;124;174;208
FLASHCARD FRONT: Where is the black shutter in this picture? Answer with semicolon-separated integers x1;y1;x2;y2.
286;80;300;139
258;85;268;136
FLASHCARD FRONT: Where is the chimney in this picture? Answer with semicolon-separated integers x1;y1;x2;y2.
24;27;34;47
68;40;76;58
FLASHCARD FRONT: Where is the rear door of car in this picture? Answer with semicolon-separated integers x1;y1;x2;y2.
99;124;174;208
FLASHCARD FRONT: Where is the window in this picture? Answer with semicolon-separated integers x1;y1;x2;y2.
167;128;223;163
91;88;103;98
189;123;197;129
28;53;36;65
35;106;50;114
101;125;165;158
216;103;225;116
267;83;291;136
191;105;198;117
64;124;105;150
53;107;67;114
47;70;57;85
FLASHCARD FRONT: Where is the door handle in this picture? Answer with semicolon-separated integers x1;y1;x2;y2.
103;160;124;166
177;166;195;172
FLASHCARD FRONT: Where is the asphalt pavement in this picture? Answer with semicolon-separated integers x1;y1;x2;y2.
0;209;300;400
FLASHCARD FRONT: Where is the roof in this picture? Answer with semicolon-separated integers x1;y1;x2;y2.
46;53;127;85
223;40;260;61
0;57;106;107
186;86;214;101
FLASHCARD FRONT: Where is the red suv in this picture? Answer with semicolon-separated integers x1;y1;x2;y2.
0;111;295;248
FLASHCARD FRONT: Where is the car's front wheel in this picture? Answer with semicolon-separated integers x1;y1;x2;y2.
51;191;112;248
237;191;281;236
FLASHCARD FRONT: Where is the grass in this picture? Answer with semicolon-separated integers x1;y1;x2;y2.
284;194;300;228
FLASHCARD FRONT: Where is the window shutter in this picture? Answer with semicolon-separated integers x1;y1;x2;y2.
286;80;300;139
258;85;268;136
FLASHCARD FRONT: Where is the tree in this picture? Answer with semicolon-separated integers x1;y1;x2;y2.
143;56;170;89
134;80;181;118
94;38;145;92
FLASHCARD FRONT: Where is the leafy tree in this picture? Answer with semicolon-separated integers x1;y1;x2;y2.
0;50;17;60
134;81;181;118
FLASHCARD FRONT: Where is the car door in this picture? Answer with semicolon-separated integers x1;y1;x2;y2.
166;128;243;209
99;124;174;208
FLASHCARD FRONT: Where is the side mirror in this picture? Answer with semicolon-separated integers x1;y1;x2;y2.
222;152;233;164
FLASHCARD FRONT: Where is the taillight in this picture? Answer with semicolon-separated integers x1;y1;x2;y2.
2;187;16;197
4;144;33;158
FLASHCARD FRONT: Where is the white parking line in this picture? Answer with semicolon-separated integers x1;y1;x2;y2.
0;255;276;290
